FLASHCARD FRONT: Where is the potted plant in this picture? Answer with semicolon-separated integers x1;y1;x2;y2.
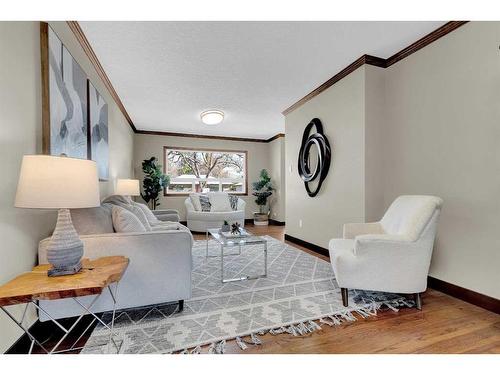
252;169;274;226
221;220;230;232
140;157;170;210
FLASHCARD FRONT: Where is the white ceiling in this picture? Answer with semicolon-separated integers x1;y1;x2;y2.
79;21;445;139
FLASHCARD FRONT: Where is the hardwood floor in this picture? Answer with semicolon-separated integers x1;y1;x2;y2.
193;224;500;354
9;224;499;354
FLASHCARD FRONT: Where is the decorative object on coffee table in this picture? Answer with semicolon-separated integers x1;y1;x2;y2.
0;256;129;354
231;222;242;234
252;169;274;226
141;157;170;210
15;155;100;276
221;220;230;232
220;227;249;239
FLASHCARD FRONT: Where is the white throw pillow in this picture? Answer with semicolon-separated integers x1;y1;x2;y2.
112;205;147;233
132;201;161;225
208;192;232;212
119;204;151;231
189;194;202;211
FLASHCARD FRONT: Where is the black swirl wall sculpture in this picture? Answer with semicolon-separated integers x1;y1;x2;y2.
297;118;331;197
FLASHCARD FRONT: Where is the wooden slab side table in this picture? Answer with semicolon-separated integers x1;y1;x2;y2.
0;256;129;354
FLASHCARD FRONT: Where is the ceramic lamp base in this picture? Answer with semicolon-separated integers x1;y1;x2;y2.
46;209;84;277
48;262;82;277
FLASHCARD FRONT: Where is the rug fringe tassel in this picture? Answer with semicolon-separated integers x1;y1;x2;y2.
208;340;226;354
250;333;262;345
235;336;248;350
269;327;287;335
383;302;400;312
178;296;414;354
190;345;202;354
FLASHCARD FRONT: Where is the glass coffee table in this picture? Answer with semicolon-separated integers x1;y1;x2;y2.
206;228;268;283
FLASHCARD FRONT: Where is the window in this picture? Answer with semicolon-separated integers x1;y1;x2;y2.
164;146;247;195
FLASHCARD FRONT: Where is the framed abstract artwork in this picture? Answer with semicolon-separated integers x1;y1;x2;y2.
41;23;88;159
87;80;109;180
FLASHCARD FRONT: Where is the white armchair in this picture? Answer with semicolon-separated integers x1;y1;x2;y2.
329;195;443;309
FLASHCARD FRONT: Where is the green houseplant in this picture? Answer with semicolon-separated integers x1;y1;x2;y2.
141;157;170;210
252;169;274;226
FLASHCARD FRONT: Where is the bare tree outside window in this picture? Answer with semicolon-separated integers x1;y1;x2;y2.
164;147;247;195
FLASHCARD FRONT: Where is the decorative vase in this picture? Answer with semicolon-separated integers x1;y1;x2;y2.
253;212;269;226
221;223;230;232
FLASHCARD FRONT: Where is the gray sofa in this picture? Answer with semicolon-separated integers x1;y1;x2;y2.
37;197;193;321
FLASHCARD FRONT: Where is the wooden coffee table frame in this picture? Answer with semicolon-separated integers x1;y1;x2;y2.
0;256;129;354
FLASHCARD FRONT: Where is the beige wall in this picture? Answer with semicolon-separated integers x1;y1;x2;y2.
268;137;286;222
285;22;500;299
133;134;276;220
285;67;366;247
383;22;500;299
0;22;134;353
364;65;386;222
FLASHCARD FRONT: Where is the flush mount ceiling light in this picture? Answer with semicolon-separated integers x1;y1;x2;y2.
200;110;224;125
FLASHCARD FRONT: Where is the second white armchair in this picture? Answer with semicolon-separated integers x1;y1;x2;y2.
329;195;443;309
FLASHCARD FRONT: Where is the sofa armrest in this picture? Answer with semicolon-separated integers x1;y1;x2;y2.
343;222;384;239
153;209;179;215
153;209;180;222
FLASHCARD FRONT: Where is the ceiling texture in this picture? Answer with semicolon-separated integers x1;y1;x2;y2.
80;21;445;139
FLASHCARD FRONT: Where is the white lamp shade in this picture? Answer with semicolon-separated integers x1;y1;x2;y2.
115;179;140;196
15;155;100;209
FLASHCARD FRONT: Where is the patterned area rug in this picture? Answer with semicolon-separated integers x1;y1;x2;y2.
82;236;413;354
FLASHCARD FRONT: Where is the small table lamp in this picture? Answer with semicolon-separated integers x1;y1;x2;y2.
115;179;140;202
15;155;100;276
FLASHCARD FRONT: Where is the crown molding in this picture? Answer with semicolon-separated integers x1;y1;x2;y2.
66;21;136;132
282;21;468;116
136;129;284;143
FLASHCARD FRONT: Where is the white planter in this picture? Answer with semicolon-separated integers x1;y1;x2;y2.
253;213;269;226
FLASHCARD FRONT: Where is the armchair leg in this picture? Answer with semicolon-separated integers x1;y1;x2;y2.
178;300;184;312
414;293;422;310
341;288;349;307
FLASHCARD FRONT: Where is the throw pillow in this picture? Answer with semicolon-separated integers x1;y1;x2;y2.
133;201;161;226
103;196;152;231
112;205;147;233
70;204;114;235
208;192;232;212
125;204;153;231
228;195;239;211
189;194;202;211
199;194;211;212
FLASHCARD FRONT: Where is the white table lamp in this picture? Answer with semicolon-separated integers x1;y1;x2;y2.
15;155;100;276
115;179;140;202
